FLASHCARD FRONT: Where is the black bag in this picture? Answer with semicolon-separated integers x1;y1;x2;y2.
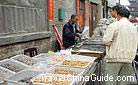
132;49;138;83
134;49;138;62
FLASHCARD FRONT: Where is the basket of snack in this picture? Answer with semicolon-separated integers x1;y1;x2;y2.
0;59;28;73
0;66;15;84
29;61;51;72
66;55;97;62
60;60;91;69
46;54;66;63
59;55;96;69
33;53;52;60
5;70;42;85
33;53;66;63
48;65;86;76
31;74;76;85
11;54;38;66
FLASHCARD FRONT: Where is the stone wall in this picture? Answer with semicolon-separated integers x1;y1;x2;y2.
0;0;48;35
0;0;79;59
0;0;52;59
0;37;51;60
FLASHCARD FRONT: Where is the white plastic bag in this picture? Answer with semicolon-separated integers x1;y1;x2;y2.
81;26;89;39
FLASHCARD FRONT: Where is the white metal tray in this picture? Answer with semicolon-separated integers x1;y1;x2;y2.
5;70;42;85
0;66;15;83
59;55;96;68
33;53;53;60
31;73;76;85
0;59;28;73
33;53;67;63
59;59;92;70
66;54;97;62
47;65;86;76
11;54;38;66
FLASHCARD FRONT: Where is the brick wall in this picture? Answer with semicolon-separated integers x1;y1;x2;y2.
0;37;51;60
0;0;52;59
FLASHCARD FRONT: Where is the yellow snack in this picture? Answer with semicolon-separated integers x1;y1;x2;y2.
62;60;89;68
52;69;80;75
32;75;71;85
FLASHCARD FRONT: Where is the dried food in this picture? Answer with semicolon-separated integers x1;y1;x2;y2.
13;57;37;66
32;75;71;85
18;77;33;84
48;55;65;62
81;45;105;52
62;60;89;68
0;64;23;72
0;67;15;82
52;69;80;76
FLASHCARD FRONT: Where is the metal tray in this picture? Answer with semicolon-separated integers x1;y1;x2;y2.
0;59;28;73
66;55;97;62
0;66;15;83
33;53;54;61
59;60;92;70
80;45;105;52
5;70;42;85
34;54;67;64
11;54;38;66
31;74;76;85
58;55;96;70
48;65;86;76
33;53;51;58
83;41;105;45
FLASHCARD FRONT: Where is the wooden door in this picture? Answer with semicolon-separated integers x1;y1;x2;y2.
89;3;97;37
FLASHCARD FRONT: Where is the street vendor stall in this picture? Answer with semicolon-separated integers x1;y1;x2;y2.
0;52;98;85
70;37;106;85
0;36;106;85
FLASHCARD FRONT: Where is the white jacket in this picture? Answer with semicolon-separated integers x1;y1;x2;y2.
103;18;138;63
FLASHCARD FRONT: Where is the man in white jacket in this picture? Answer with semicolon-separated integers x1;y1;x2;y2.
92;5;123;38
103;7;138;85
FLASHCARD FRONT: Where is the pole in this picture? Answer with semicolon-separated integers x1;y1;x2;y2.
76;0;80;16
119;0;120;4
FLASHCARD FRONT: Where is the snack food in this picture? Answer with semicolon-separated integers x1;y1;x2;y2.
0;64;23;72
52;69;80;75
0;66;15;83
62;60;89;68
32;75;72;85
18;77;33;84
13;56;38;66
48;55;65;62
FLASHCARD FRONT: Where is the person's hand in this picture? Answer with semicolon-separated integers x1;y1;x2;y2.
75;33;81;39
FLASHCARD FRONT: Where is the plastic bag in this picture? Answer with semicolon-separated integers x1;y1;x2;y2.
30;61;48;72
